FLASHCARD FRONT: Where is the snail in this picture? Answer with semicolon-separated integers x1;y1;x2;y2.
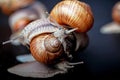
0;0;35;15
3;17;89;64
50;0;94;32
4;0;93;78
3;0;93;61
112;1;120;24
9;1;47;32
2;0;92;65
6;1;47;45
100;2;120;34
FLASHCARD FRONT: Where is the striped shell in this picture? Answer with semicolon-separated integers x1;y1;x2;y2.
30;33;64;64
50;0;94;32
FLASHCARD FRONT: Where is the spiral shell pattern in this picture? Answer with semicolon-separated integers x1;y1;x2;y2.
30;34;63;64
50;0;94;32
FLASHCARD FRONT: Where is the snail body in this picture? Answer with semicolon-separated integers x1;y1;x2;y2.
2;0;93;78
20;19;59;45
50;0;94;32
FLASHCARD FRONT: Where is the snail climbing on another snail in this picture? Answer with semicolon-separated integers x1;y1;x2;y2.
4;0;94;78
5;18;81;64
7;18;88;78
3;16;90;64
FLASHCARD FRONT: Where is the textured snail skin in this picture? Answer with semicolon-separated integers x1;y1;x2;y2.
50;0;94;32
112;2;120;24
30;34;64;64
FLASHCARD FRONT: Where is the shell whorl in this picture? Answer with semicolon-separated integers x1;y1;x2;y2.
50;0;94;32
45;34;62;53
30;33;64;64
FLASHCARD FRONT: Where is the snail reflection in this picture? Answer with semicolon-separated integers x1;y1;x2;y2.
2;0;94;78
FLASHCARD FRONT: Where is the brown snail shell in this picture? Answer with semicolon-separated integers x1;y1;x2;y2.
0;0;35;15
112;1;120;24
30;33;64;64
50;0;94;32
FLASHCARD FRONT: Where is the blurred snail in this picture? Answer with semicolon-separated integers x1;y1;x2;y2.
50;0;94;32
0;0;35;15
100;1;120;34
9;1;47;32
112;1;120;24
7;1;47;45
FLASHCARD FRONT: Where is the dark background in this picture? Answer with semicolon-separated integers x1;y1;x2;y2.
0;0;120;80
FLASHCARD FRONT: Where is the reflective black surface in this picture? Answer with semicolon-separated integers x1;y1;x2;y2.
0;0;120;80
